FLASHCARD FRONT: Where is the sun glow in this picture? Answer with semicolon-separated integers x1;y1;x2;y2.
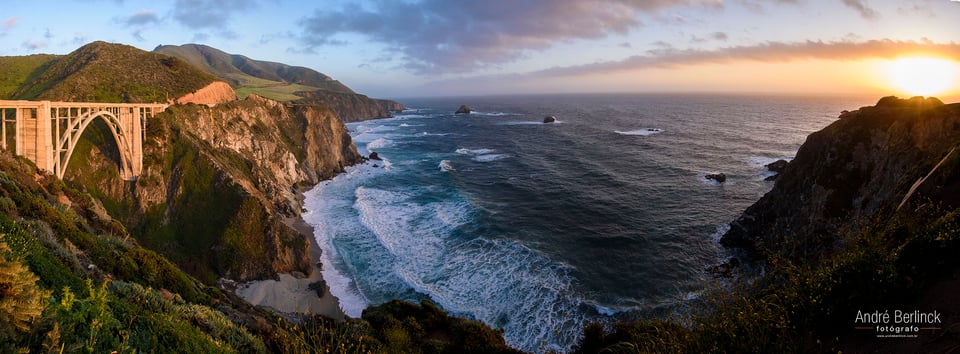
888;57;958;97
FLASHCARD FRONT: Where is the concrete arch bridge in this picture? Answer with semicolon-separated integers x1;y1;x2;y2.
0;100;167;180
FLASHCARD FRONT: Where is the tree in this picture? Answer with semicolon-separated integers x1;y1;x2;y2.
0;240;48;342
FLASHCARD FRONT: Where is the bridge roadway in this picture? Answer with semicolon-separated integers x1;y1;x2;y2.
0;100;167;180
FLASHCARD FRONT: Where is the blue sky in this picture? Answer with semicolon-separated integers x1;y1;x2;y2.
1;0;959;98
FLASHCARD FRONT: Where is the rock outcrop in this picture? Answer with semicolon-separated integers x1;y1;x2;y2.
705;173;727;183
294;90;405;122
455;105;472;114
379;99;406;113
722;96;959;253
65;94;363;282
174;81;237;105
764;159;789;181
766;159;788;173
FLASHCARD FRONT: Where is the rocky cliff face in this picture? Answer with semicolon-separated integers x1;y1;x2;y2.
295;90;405;122
65;95;362;282
174;81;237;105
722;96;960;256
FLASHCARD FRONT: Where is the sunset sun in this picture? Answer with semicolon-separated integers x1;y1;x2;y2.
888;57;958;96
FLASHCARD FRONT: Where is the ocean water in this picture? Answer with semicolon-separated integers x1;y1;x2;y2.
302;94;874;352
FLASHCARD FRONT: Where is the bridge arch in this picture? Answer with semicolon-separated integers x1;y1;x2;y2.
0;100;166;181
56;110;136;180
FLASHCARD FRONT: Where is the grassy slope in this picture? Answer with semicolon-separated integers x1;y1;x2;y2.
11;41;216;103
0;55;59;99
155;44;354;102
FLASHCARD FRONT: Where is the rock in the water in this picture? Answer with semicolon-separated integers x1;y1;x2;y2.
706;257;741;278
543;115;556;123
705;173;727;183
766;159;788;173
455;105;473;114
369;151;381;160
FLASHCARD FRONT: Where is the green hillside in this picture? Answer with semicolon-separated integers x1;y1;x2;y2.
10;41;216;103
0;54;59;99
154;44;354;101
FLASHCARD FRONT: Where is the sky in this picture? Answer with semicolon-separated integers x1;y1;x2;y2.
1;0;959;98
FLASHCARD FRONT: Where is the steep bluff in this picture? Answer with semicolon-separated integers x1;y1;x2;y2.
294;90;406;122
65;95;362;282
722;96;960;255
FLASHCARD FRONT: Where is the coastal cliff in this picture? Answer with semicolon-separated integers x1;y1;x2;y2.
65;95;362;282
294;90;405;122
722;96;960;256
0;41;519;353
0;41;375;283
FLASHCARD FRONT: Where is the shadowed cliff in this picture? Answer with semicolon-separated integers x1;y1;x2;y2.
722;96;960;257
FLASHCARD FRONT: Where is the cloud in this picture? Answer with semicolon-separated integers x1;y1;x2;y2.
2;17;18;29
21;40;47;51
123;10;161;26
525;39;960;77
298;0;724;74
173;0;255;29
841;0;879;19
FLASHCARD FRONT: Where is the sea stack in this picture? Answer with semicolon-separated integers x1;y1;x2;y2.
706;173;727;183
455;105;473;114
543;115;557;123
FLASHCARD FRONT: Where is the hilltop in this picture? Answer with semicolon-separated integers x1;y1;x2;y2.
154;43;404;118
154;44;354;100
6;41;217;103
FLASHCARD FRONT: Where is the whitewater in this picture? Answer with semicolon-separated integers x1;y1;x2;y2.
301;94;874;352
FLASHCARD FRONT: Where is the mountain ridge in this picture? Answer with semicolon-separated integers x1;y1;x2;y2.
154;43;355;98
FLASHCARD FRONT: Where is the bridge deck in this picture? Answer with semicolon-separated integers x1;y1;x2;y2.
0;100;168;180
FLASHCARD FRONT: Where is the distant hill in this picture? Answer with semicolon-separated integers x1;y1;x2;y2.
154;44;355;100
8;41;217;103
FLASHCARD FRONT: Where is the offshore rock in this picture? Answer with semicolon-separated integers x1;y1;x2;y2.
722;96;960;254
455;105;473;114
706;173;727;183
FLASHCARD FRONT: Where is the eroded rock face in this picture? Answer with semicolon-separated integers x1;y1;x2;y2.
174;81;237;105
65;95;362;282
722;97;960;255
294;90;404;122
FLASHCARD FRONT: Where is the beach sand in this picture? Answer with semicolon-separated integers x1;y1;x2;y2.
235;216;346;320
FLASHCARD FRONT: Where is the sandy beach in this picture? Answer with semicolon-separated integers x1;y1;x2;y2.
235;216;346;320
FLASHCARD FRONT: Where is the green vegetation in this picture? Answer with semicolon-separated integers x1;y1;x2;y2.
0;54;59;99
10;41;216;103
234;78;324;102
155;43;354;101
0;147;518;353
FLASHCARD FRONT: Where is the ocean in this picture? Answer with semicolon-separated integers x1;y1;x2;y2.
301;94;875;352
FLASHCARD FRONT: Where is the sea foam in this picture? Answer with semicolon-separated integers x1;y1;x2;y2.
615;128;663;136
